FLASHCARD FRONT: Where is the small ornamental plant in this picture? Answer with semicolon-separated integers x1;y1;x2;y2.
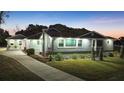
55;53;64;61
26;48;35;55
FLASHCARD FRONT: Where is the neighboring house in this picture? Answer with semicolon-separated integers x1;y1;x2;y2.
6;29;114;54
6;34;26;50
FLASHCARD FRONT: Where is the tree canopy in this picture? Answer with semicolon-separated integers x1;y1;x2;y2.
15;24;48;37
16;24;90;37
0;11;9;25
0;28;10;47
0;11;10;47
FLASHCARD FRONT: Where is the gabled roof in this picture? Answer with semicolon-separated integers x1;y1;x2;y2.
78;31;106;38
7;34;26;39
105;36;116;39
46;28;62;37
27;32;43;39
46;28;90;38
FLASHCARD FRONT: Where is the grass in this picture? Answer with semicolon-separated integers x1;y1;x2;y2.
47;57;124;81
0;55;44;81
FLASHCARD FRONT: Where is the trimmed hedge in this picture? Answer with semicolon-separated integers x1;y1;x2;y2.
26;48;35;55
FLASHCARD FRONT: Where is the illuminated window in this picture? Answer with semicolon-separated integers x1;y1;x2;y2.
78;40;82;47
65;38;76;47
58;39;64;47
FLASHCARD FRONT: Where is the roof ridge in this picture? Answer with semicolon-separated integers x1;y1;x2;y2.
47;28;62;37
78;31;92;37
78;31;106;38
48;28;61;33
27;32;43;38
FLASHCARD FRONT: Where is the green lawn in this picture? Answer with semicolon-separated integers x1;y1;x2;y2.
47;57;124;81
0;55;43;81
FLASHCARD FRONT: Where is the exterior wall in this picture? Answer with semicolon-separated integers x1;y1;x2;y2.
6;34;113;53
103;39;113;51
44;33;51;52
7;39;25;50
53;38;91;52
25;33;51;54
52;37;114;53
25;39;43;53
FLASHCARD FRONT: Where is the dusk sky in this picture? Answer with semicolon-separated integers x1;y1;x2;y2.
1;11;124;38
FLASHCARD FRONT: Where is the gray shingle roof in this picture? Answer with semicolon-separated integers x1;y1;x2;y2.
27;32;43;39
7;34;26;39
46;28;90;38
78;31;106;38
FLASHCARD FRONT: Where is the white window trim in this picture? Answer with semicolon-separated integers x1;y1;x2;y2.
58;39;65;48
57;38;83;48
77;39;83;47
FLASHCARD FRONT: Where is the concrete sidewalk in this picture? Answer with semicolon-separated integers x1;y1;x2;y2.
1;51;83;81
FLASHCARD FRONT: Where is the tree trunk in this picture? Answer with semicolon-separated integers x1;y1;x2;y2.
120;45;124;58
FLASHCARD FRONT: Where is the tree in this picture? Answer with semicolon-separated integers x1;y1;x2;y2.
119;37;124;45
49;24;90;37
15;24;48;37
0;11;10;47
0;11;9;26
0;28;10;47
120;45;124;58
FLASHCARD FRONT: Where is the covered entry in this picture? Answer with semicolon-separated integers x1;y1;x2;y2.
6;34;26;50
79;31;106;53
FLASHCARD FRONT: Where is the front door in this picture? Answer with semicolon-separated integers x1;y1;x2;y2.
97;40;103;48
92;39;103;49
96;40;103;56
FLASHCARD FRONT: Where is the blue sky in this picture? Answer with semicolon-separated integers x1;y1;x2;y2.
2;11;124;38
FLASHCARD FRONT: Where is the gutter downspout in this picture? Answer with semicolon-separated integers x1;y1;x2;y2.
42;29;47;57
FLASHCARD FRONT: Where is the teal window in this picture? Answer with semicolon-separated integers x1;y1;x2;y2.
65;38;76;47
59;39;64;47
78;40;82;47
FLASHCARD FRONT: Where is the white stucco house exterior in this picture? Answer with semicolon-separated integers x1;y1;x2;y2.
6;34;26;50
6;29;114;54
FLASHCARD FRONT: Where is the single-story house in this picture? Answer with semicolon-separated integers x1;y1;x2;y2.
6;28;114;54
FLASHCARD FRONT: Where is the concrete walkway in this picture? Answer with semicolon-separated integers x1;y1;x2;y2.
0;51;83;81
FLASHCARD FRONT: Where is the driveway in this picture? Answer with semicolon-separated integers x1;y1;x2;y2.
0;50;83;81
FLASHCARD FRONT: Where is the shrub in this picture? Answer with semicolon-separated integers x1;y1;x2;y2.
54;53;64;61
80;55;85;59
48;55;54;61
108;53;114;57
72;54;78;59
23;47;26;52
14;46;17;48
26;48;35;55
